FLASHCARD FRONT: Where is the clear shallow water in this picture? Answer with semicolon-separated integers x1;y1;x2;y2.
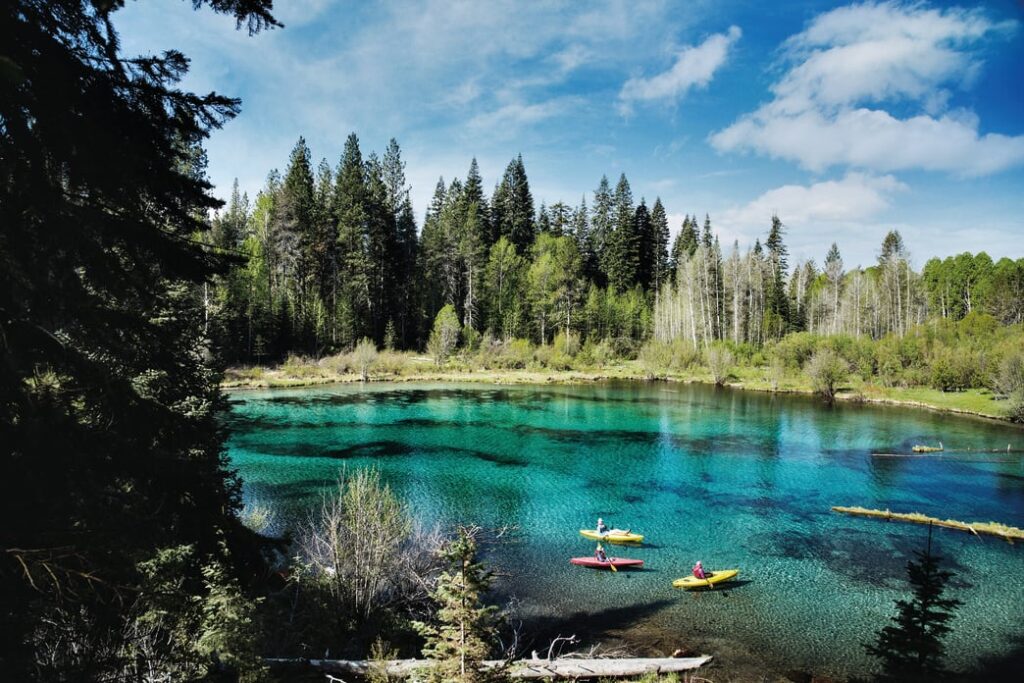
225;381;1024;678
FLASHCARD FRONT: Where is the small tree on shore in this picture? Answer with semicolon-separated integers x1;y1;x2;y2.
706;344;734;386
428;304;461;366
865;530;962;682
414;526;502;682
353;337;378;381
805;348;847;401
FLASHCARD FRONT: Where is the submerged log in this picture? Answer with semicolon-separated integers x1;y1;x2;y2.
266;655;713;679
831;506;1024;543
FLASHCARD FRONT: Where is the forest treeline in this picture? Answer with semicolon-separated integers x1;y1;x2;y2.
208;137;1024;365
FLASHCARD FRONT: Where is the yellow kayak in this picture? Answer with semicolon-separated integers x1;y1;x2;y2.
673;569;739;589
579;529;644;544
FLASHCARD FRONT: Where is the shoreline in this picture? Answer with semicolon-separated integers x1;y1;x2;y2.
222;363;1021;427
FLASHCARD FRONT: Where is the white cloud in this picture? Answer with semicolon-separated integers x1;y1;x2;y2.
714;172;907;253
618;26;741;115
710;2;1022;176
466;97;582;138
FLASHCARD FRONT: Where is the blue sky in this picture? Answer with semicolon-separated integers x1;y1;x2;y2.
116;0;1024;267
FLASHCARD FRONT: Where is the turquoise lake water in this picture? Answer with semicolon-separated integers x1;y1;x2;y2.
225;381;1024;679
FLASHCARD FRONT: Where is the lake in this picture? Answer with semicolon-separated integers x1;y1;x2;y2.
225;381;1024;679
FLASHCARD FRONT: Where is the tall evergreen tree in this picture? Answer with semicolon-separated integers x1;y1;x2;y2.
0;0;277;678
420;178;449;340
650;198;670;294
606;174;638;293
493;154;535;253
764;214;790;338
549;201;571;237
573;197;599;283
365;154;397;343
591;175;614;284
382;140;419;347
634;198;654;291
333;133;372;345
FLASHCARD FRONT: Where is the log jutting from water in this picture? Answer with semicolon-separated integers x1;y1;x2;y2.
266;655;713;679
870;453;1016;463
831;506;1024;543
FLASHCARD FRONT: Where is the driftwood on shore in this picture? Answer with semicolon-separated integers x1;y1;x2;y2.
266;655;713;679
831;505;1024;543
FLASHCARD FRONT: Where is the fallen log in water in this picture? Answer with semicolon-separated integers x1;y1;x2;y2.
266;655;713;679
870;453;1016;463
831;506;1024;543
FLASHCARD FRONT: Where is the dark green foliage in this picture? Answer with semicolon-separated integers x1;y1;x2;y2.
650;198;670;293
634;199;654;291
865;538;962;682
493;155;535;253
764;214;791;338
606;174;639;293
0;0;275;677
414;527;502;683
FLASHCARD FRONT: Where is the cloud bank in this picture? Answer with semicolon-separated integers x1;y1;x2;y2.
710;1;1022;176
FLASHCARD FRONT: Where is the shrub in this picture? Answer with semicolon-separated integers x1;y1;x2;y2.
772;332;819;369
587;338;616;367
638;339;674;378
552;330;581;357
352;337;378;381
706;344;735;386
805;348;847;401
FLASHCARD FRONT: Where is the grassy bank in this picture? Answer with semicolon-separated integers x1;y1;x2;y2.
222;350;1018;424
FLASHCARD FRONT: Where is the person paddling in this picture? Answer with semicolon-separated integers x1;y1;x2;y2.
693;560;712;580
595;544;609;563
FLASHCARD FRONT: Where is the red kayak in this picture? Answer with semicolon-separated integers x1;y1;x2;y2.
570;557;644;569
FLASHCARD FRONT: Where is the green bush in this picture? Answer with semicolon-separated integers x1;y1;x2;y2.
805;348;848;401
772;332;818;369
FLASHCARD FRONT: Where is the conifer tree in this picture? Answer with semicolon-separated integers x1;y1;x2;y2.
866;532;962;683
573;197;599;283
634;198;654;290
415;527;500;683
420;178;449;338
650;198;670;294
1;0;277;677
493;155;535;253
365;154;398;343
537;202;551;234
764;214;791;338
590;175;614;284
334;133;372;345
381;139;418;346
549;201;571;237
606;174;638;293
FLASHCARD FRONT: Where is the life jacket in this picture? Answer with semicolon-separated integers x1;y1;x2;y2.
693;564;705;579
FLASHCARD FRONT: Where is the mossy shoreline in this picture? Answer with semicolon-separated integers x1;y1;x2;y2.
222;359;1021;426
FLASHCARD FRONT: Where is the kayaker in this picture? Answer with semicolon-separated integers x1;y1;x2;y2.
596;518;609;535
693;560;712;580
595;544;609;563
